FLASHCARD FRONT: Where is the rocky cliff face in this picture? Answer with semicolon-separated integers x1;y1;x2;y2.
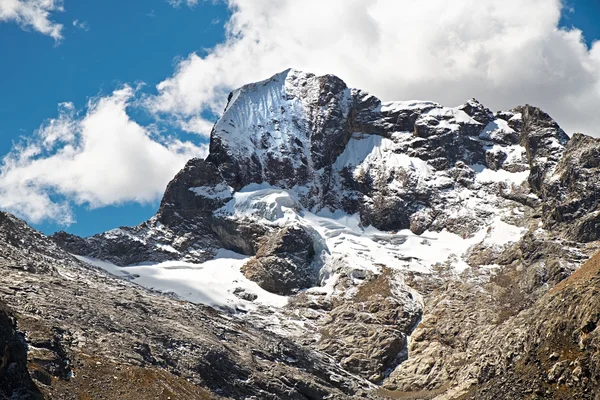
0;300;42;400
9;68;598;399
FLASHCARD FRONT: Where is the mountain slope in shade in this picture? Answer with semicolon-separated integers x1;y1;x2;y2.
35;69;600;398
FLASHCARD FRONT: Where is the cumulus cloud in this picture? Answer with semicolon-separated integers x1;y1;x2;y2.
0;0;64;40
0;87;206;224
179;116;215;138
149;0;600;136
167;0;199;8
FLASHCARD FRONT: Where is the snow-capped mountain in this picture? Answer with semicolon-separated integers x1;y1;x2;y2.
6;68;600;399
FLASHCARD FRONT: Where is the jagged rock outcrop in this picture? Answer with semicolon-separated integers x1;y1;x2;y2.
159;157;231;224
318;268;422;383
539;133;600;242
383;230;594;397
0;301;43;400
440;245;600;400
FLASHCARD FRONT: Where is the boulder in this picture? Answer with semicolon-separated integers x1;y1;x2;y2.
242;226;318;295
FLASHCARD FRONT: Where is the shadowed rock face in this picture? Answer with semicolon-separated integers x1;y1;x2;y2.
538;133;600;242
41;69;600;398
0;301;43;400
159;158;230;224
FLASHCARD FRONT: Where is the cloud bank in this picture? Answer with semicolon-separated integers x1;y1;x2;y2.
151;0;600;137
0;87;205;224
0;0;64;40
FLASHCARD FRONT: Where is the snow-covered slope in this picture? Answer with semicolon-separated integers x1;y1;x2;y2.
73;250;287;311
207;69;353;190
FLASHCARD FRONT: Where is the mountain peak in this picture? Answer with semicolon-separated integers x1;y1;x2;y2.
207;69;352;190
39;69;600;399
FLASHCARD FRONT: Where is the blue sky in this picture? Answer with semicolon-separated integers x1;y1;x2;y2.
0;0;229;236
1;0;600;238
560;0;600;48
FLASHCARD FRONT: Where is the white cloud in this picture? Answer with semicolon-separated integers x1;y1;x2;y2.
179;116;214;138
149;0;600;136
72;18;89;31
0;87;206;225
0;0;64;40
167;0;198;7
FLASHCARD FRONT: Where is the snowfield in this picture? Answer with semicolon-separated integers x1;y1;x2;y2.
74;250;287;311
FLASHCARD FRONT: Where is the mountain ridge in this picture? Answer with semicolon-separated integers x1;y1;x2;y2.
6;68;599;398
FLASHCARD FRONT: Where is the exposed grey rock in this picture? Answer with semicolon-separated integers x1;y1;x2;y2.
318;268;421;383
0;300;43;400
539;133;600;242
517;104;569;193
242;225;318;295
159;157;231;224
458;98;494;126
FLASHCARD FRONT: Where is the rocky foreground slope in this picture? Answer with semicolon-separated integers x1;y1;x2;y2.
3;69;600;398
0;212;373;399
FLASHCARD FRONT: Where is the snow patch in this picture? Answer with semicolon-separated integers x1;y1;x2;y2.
381;100;439;113
473;164;529;185
189;182;233;199
482;217;526;248
480;118;515;141
426;107;478;125
212;68;351;173
302;209;481;277
74;250;287;311
333;134;432;180
156;244;179;254
217;182;528;283
217;183;301;223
